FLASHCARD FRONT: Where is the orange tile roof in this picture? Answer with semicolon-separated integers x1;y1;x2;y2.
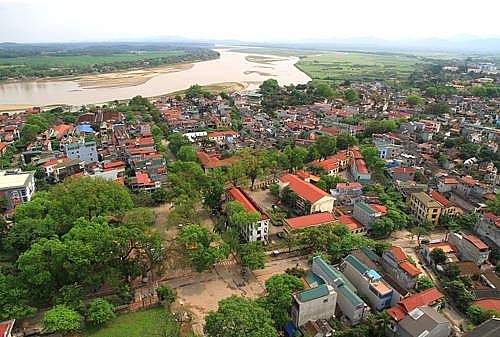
473;299;500;312
387;305;407;321
460;175;477;186
228;187;258;213
0;142;6;152
369;204;388;216
399;260;421;277
135;172;151;185
427;242;456;254
197;151;240;169
280;173;332;203
441;178;458;184
103;161;125;169
392;167;416;173
208;130;238;138
464;234;489;250
398;287;444;314
429;191;450;207
336;182;362;190
285;212;337;229
389;246;408;263
355;159;369;174
338;215;364;231
41;157;71;167
484;212;500;228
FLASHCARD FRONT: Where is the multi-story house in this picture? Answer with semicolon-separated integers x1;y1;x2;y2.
421;242;458;265
227;187;269;243
291;284;337;327
279;174;335;214
64;139;98;164
0;170;35;210
407;192;443;226
448;232;490;265
341;254;398;310
352;201;387;231
382;247;421;290
311;150;351;175
311;256;369;325
437;177;458;193
350;148;371;183
389;167;416;182
331;182;363;205
429;191;463;217
475;213;500;249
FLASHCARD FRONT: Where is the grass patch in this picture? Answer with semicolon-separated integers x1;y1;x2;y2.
84;306;180;337
295;51;425;83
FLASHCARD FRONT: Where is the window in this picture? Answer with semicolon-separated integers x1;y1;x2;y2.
323;298;328;303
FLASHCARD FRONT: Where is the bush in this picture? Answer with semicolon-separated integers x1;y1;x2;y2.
42;305;81;335
156;284;176;305
86;298;115;327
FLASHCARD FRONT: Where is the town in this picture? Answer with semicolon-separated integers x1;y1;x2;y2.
0;60;499;337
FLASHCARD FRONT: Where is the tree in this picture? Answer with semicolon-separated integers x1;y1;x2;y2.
122;207;156;230
444;279;474;312
176;144;198;162
316;174;346;193
156;284;176;306
237;242;266;270
406;95;424;106
55;284;85;313
42;305;81;335
263;274;305;328
202;168;226;212
442;263;460;280
467;305;500;325
360;145;386;177
486;194;500;215
225;201;260;236
344;88;360;104
167;133;190;157
412;220;434;243
372;217;395;237
315;135;337;159
86;298;115;327
176;224;229;272
430;248;447;265
416;276;434;292
205;296;277;337
0;273;36;320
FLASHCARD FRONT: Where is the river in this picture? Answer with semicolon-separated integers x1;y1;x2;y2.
0;48;311;109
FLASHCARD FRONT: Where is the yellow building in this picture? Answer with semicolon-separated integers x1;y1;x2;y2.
407;192;443;225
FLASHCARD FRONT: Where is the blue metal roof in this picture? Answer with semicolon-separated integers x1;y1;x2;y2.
76;124;94;134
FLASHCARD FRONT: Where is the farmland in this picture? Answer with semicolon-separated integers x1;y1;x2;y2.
295;51;425;83
0;42;219;80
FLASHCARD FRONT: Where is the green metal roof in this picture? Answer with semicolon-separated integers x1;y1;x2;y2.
305;271;325;287
361;246;380;262
345;254;368;274
297;284;330;302
338;284;364;307
355;201;377;215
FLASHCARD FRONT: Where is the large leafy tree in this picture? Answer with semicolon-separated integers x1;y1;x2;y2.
202;168;226;212
0;273;36;320
204;296;277;337
262;274;305;328
176;224;229;272
237;242;266;270
486;194;500;215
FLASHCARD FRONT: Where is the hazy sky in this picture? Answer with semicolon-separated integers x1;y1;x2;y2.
1;0;499;43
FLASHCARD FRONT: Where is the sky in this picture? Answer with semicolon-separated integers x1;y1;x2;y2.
1;0;500;43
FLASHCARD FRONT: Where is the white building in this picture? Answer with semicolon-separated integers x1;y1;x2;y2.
448;232;490;265
64;139;98;164
291;284;337;327
0;170;35;209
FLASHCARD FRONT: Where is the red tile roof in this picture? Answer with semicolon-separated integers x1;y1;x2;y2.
398;287;444;314
355;159;369;174
228;187;258;213
392;167;416;173
399;260;421;277
208;130;238;138
0;142;7;152
103;161;125;169
369;204;388;216
484;212;500;228
338;215;364;231
280;174;332;203
285;212;337;230
427;242;456;254
389;246;407;263
135;172;151;185
464;234;489;250
197;151;240;169
128;137;155;147
460;175;477;186
387;305;407;321
41;157;71;167
429;191;450;207
336;182;362;190
441;178;458;185
0;320;14;337
473;299;500;312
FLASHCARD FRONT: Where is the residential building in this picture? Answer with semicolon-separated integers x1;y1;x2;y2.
341;255;397;310
50;158;85;182
64;139;98;164
352;201;387;230
337;215;367;235
0;319;15;337
421;242;458;264
331;182;363;205
311;256;369;324
208;130;238;144
391;306;451;337
227;187;269;243
407;192;443;226
463;317;500;337
474;213;500;249
284;212;337;233
448;232;490;265
381;247;421;290
311;150;351;175
350;149;371;183
279;174;335;214
127;172;161;192
389;167;416;182
0;170;35;210
437;177;458;193
429;191;463;217
387;288;445;323
291;284;337;327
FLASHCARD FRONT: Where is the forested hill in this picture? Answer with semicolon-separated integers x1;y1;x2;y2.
0;42;219;80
